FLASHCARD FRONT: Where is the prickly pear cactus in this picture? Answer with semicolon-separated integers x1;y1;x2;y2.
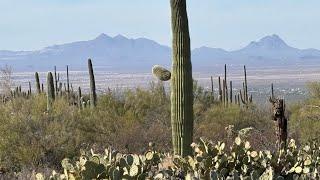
38;137;320;179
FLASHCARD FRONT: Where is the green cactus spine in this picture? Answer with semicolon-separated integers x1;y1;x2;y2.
170;0;194;156
47;72;55;111
35;72;41;94
88;59;97;108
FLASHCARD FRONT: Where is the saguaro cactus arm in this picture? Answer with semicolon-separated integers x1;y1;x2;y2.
152;65;171;81
170;0;194;156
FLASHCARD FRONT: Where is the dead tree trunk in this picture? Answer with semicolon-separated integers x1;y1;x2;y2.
269;96;288;150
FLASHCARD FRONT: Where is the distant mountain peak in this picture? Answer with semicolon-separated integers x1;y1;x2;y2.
2;33;320;72
114;34;128;40
259;34;286;45
94;33;112;41
245;34;290;50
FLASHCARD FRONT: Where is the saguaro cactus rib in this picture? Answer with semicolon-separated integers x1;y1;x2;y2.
170;0;194;156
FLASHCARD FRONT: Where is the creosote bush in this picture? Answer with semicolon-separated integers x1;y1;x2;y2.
289;82;320;144
0;81;317;179
0;82;274;175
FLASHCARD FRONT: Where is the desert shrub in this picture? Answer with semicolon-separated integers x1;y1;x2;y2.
195;105;276;151
307;82;320;99
289;82;320;144
0;82;278;175
0;95;82;171
0;83;172;172
290;101;320;144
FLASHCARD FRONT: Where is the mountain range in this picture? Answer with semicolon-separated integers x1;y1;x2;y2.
1;34;320;72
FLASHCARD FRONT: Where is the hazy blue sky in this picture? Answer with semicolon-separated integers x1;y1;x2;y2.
0;0;319;50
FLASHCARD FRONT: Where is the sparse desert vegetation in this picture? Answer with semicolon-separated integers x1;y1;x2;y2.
1;0;320;179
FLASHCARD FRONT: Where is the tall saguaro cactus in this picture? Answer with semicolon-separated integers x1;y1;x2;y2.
54;66;58;95
28;81;32;95
35;72;41;94
224;64;228;104
47;72;55;111
229;81;233;104
88;59;97;108
240;65;252;106
170;0;194;156
218;76;222;102
78;86;82;109
244;65;248;102
210;76;214;100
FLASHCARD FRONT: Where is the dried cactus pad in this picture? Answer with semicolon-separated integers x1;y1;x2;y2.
152;65;171;81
